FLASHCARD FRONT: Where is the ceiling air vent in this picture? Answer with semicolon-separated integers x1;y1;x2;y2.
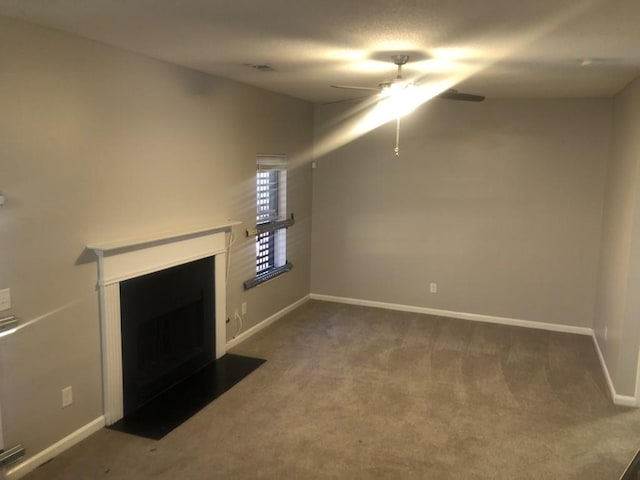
244;63;275;72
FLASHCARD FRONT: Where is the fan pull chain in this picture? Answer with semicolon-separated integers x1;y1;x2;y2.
394;115;401;157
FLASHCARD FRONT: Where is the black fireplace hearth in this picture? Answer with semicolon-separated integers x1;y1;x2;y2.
109;353;265;439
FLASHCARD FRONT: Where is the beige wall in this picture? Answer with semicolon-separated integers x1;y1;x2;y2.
0;16;313;457
594;77;640;396
312;98;611;328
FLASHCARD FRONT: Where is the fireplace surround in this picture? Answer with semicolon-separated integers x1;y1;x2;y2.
88;223;238;425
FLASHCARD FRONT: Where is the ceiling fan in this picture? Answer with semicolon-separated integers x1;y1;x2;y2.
331;54;485;103
330;55;485;156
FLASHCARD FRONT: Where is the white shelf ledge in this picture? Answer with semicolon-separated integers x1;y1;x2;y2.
87;221;241;256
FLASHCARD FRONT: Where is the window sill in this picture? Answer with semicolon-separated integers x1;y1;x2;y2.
243;262;293;290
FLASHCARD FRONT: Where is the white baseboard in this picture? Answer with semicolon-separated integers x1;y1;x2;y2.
226;295;310;350
5;416;105;480
309;293;593;336
591;333;638;407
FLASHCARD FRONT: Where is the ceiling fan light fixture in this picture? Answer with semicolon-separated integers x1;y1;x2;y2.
328;54;484;156
379;83;419;117
379;81;406;94
365;85;417;126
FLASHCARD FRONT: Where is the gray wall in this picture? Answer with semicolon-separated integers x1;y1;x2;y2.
594;77;640;397
0;16;313;457
312;98;611;328
1;9;637;466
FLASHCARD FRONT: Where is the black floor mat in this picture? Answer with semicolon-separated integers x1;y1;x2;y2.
108;353;265;440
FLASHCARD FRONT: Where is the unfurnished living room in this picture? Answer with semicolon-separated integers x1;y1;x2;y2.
2;1;640;479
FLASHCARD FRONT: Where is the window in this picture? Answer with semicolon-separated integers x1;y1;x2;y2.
256;167;280;273
244;155;294;289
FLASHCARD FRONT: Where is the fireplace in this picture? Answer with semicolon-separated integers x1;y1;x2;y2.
88;224;237;425
120;257;215;415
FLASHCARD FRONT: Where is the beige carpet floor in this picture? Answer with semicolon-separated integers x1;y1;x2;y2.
23;300;640;479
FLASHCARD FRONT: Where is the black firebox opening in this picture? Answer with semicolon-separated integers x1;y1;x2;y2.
120;256;215;416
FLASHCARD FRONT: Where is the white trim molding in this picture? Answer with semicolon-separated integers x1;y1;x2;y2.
87;222;241;257
309;294;593;336
5;416;105;480
88;223;236;425
591;334;638;407
226;295;310;350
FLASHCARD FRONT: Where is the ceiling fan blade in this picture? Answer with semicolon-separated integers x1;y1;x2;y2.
437;89;485;102
322;95;374;105
330;84;381;92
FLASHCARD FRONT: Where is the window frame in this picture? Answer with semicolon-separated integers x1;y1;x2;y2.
244;155;293;290
256;168;280;274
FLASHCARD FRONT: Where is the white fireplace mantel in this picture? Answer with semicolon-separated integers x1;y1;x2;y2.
88;222;240;425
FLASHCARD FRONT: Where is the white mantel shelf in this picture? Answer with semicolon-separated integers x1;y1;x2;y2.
87;221;241;256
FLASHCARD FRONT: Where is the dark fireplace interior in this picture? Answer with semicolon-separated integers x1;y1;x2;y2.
120;256;215;416
112;255;265;440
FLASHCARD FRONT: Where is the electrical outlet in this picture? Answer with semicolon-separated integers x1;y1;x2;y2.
62;386;73;408
0;289;11;311
429;283;437;294
241;302;247;315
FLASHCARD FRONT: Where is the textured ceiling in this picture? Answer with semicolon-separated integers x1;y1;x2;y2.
1;0;639;102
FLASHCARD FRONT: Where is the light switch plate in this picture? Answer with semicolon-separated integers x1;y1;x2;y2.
0;289;11;311
62;386;73;408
